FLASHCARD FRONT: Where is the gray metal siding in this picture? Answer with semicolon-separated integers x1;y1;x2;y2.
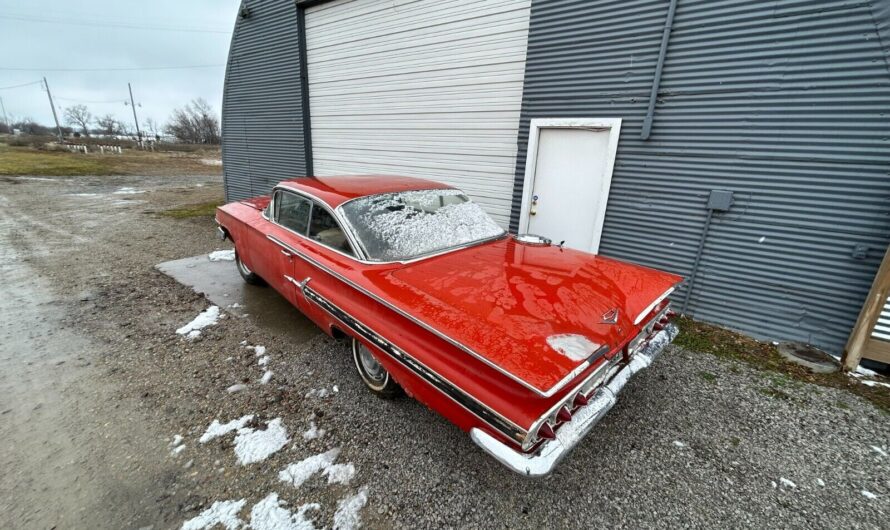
222;0;306;202
511;0;890;353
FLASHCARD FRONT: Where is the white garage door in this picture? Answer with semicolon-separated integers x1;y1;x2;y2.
305;0;531;226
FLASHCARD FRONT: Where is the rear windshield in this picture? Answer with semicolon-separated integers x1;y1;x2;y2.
339;189;504;261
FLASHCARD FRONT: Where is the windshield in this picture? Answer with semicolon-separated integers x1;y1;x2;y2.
340;189;505;261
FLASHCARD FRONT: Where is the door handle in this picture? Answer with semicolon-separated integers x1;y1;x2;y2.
280;249;293;258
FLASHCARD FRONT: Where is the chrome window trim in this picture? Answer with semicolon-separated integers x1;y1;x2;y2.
270;187;364;261
298;277;527;445
265;232;568;398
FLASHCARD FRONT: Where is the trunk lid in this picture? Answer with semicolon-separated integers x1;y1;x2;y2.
382;237;681;394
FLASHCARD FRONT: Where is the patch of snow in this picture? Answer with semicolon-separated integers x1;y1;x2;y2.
171;434;183;446
340;189;503;261
324;463;356;485
181;499;246;530
227;384;247;393
333;385;339;393
333;487;369;530
229;302;241;308
177;306;220;338
208;249;235;262
254;345;267;356
305;388;331;399
113;187;145;195
870;445;887;457
201;158;223;166
855;365;879;377
861;380;890;389
258;355;270;367
279;448;340;489
771;481;777;489
779;477;796;489
241;340;248;345
861;490;877;500
234;418;290;465
70;192;101;197
303;421;325;441
816;478;825;487
672;440;687;448
547;334;601;362
171;444;186;456
249;493;319;530
260;371;274;385
200;415;254;443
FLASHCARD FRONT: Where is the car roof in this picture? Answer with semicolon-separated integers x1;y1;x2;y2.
276;175;454;208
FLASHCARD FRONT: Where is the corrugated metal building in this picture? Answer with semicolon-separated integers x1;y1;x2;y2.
221;0;890;355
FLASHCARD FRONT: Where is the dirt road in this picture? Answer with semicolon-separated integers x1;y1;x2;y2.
1;173;888;529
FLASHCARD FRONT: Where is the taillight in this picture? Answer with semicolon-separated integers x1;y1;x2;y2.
537;423;556;440
556;406;572;423
573;393;589;407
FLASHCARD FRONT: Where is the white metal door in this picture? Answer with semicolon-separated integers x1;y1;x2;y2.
519;119;622;253
304;0;531;227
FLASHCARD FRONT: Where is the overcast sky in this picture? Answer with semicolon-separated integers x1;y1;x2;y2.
0;0;241;131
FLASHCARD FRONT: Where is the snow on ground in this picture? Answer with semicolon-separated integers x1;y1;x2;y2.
871;445;887;457
279;448;341;489
208;249;236;262
234;418;290;465
181;499;246;530
176;306;220;340
861;490;878;500
305;387;337;399
200;415;255;443
861;380;890;389
249;493;320;530
672;441;687;448
112;187;146;195
302;421;325;441
323;463;356;485
855;365;879;377
171;444;186;456
779;477;796;489
227;384;248;393
259;355;270;367
201;158;223;166
260;371;274;385
333;487;369;530
246;345;267;356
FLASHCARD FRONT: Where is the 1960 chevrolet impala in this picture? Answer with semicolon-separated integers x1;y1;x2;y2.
215;175;682;476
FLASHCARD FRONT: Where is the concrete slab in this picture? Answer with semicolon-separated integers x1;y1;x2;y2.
157;255;320;344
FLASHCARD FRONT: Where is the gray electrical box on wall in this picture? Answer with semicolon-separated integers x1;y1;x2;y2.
707;190;734;211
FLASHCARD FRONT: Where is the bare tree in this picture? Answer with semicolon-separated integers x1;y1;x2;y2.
96;114;121;136
164;98;220;144
63;104;92;136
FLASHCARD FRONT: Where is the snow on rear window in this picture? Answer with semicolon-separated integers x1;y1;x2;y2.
340;189;504;261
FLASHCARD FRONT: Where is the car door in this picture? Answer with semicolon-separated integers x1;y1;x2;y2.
262;190;312;306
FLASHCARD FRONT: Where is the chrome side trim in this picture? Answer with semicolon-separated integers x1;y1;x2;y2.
264;233;561;398
299;280;527;444
633;286;676;325
471;323;678;477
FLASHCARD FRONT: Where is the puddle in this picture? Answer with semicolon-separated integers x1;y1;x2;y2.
157;255;320;344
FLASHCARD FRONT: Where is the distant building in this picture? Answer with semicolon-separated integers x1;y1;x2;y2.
221;0;890;355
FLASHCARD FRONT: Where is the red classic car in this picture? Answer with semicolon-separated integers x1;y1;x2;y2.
215;175;681;476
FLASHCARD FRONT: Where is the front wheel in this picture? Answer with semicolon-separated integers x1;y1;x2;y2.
352;338;401;398
235;250;266;286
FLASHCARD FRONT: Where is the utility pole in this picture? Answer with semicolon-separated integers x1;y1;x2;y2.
0;96;10;133
127;82;142;144
43;77;63;143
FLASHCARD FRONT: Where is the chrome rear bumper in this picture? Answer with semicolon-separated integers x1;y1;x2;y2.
470;323;678;477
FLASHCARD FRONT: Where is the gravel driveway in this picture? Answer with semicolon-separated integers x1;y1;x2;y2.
1;174;887;529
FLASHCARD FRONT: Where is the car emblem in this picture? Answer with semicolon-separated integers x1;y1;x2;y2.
601;308;620;324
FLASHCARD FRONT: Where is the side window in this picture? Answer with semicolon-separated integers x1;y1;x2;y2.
308;203;354;256
275;192;311;234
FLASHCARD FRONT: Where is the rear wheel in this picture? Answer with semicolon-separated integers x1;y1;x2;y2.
352;338;401;398
235;250;265;286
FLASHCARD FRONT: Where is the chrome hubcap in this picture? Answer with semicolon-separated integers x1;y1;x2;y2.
358;343;386;383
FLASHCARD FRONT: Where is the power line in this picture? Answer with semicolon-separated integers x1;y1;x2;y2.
0;14;230;34
0;64;225;72
0;80;43;90
54;96;128;104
